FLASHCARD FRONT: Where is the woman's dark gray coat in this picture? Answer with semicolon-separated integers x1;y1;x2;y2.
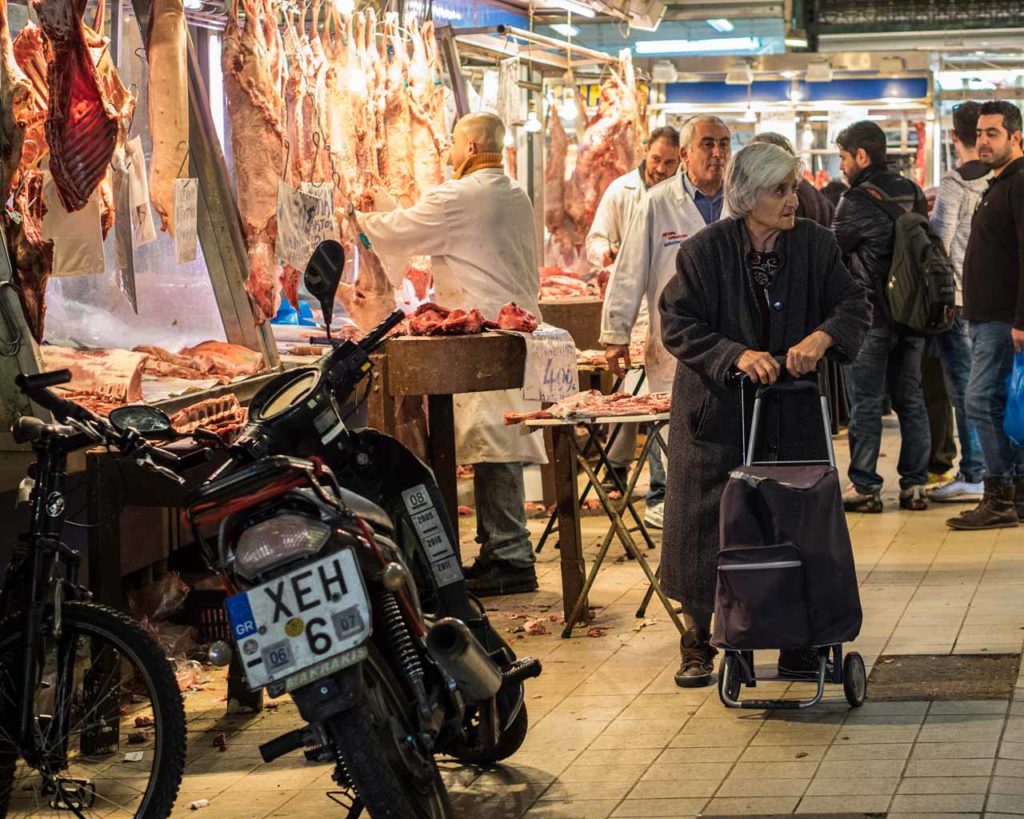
658;217;870;618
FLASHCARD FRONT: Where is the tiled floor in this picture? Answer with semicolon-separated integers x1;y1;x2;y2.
167;427;1024;817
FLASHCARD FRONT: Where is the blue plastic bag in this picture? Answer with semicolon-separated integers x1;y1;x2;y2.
1004;350;1024;447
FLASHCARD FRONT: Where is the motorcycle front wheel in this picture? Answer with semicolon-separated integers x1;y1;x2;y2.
0;602;187;817
326;646;449;819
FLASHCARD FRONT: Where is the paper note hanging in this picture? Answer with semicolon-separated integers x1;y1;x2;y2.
40;172;105;277
299;181;339;245
275;180;321;271
173;178;198;264
125;136;157;247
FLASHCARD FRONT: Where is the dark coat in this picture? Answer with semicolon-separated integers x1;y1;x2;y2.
657;217;870;617
796;178;835;228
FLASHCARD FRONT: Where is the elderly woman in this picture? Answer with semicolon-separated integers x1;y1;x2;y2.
658;142;871;688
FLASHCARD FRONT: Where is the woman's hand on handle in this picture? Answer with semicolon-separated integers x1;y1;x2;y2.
735;350;781;384
785;331;834;376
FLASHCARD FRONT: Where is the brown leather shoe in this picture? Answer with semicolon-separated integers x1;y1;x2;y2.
674;628;717;688
947;478;1019;530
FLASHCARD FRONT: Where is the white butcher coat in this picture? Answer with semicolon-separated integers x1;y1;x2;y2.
357;168;547;465
599;174;716;392
585;167;646;269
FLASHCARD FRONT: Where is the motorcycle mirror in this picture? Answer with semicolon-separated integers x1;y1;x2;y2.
304;240;345;333
109;405;174;438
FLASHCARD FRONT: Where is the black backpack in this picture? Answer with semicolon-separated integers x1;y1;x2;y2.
859;183;956;335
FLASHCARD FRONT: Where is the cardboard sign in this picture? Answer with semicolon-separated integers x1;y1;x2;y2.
173;178;198;264
522;325;579;403
299;181;338;245
275;180;321;270
125;136;157;247
40;172;105;277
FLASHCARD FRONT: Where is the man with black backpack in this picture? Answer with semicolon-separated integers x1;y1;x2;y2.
948;101;1024;530
832;121;935;513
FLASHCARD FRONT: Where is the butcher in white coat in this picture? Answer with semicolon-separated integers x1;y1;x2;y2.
600;115;731;528
585;126;682;269
356;112;545;597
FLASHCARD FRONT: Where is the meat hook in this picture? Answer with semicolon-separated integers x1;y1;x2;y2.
175;141;192;179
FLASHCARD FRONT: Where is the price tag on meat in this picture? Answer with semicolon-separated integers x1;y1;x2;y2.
173;178;198;264
276;181;321;270
522;326;579;403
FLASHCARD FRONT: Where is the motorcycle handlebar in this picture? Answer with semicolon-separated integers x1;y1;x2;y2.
16;372;99;424
357;309;406;355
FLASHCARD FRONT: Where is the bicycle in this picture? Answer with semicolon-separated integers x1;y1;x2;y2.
0;370;188;817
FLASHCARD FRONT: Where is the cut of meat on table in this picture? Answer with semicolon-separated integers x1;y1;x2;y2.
133;344;230;383
222;0;286;322
57;390;124;417
504;390;670;424
170;394;247;441
496;303;539;333
176;341;264;377
539;267;600;299
405;257;433;301
577;343;645;368
145;0;188;235
33;0;132;213
40;345;148;403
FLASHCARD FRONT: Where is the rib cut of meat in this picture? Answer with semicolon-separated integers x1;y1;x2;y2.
40;345;148;403
56;390;124;416
9;169;54;342
133;344;230;383
222;0;286;321
33;0;127;212
170;394;247;441
504;390;670;425
496;303;538;333
177;340;264;377
146;0;188;235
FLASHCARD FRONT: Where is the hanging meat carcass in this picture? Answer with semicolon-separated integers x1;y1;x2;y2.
146;0;188;235
10;20;48;175
407;22;443;196
33;0;132;213
543;107;578;270
380;12;417;206
0;0;33;200
7;170;53;342
222;0;286;321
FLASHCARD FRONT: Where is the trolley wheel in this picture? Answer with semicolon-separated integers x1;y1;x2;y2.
843;651;867;707
718;653;741;705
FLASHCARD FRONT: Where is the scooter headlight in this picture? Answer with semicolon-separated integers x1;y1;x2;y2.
234;514;331;581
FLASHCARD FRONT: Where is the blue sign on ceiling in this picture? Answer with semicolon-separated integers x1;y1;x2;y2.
405;0;528;28
665;77;930;104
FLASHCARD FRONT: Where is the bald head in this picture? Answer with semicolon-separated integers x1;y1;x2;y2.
451;112;505;169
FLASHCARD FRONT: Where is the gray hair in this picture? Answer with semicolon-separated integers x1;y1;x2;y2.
750;131;796;156
679;115;728;150
724;142;801;218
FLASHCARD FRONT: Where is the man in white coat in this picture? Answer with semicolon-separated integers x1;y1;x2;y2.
585;126;681;514
356;112;546;597
600;115;732;527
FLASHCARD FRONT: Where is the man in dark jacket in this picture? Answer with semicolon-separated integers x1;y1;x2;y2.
751;132;835;227
948;101;1024;530
832;121;932;513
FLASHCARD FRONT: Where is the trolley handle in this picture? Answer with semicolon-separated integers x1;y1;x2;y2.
731;356;827;397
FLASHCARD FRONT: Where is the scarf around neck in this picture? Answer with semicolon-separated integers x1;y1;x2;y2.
453;152;504;180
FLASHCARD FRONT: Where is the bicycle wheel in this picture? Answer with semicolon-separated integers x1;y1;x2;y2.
0;602;187;817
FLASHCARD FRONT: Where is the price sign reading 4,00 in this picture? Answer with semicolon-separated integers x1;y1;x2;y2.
537;339;579;403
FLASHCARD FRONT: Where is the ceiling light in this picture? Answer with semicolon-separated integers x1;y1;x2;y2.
725;61;754;85
784;29;809;49
707;19;734;33
879;56;905;74
634;37;759;56
549;23;580;38
503;129;515;148
788;85;803;102
742;106;757;123
806;60;833;82
651;60;678;83
524;109;542;133
780;70;798;79
542;0;596;18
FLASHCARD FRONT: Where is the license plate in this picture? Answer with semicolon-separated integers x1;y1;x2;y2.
224;550;372;690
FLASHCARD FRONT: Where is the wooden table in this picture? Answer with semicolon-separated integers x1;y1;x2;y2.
366;333;527;539
539;298;603;351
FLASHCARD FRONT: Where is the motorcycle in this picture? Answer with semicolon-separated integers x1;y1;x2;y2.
166;240;542;817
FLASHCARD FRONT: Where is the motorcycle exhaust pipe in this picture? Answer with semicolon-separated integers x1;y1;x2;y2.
425;617;503;705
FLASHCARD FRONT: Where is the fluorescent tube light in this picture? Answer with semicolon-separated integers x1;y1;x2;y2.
634;37;759;56
784;29;809;48
549;23;580;38
707;19;734;33
543;0;596;18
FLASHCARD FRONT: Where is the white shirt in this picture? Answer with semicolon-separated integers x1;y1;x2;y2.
585;167;646;270
357;169;546;465
600;173;718;391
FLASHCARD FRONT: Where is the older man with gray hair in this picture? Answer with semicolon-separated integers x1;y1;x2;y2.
600;115;731;529
658;142;870;686
357;112;547;597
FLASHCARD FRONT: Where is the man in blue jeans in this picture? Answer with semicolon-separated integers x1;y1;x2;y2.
928;101;990;502
832;122;931;512
949;101;1024;530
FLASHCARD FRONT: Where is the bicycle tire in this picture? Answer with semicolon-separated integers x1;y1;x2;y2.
0;602;187;818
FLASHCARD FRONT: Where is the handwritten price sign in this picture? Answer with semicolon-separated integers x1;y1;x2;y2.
522;327;579;403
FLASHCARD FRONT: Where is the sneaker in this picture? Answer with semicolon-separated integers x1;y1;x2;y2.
899;486;928;511
464;559;539;597
947;478;1019;531
927;476;985;503
644;502;664;530
674;628;717;688
843;485;883;513
778;648;832;680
